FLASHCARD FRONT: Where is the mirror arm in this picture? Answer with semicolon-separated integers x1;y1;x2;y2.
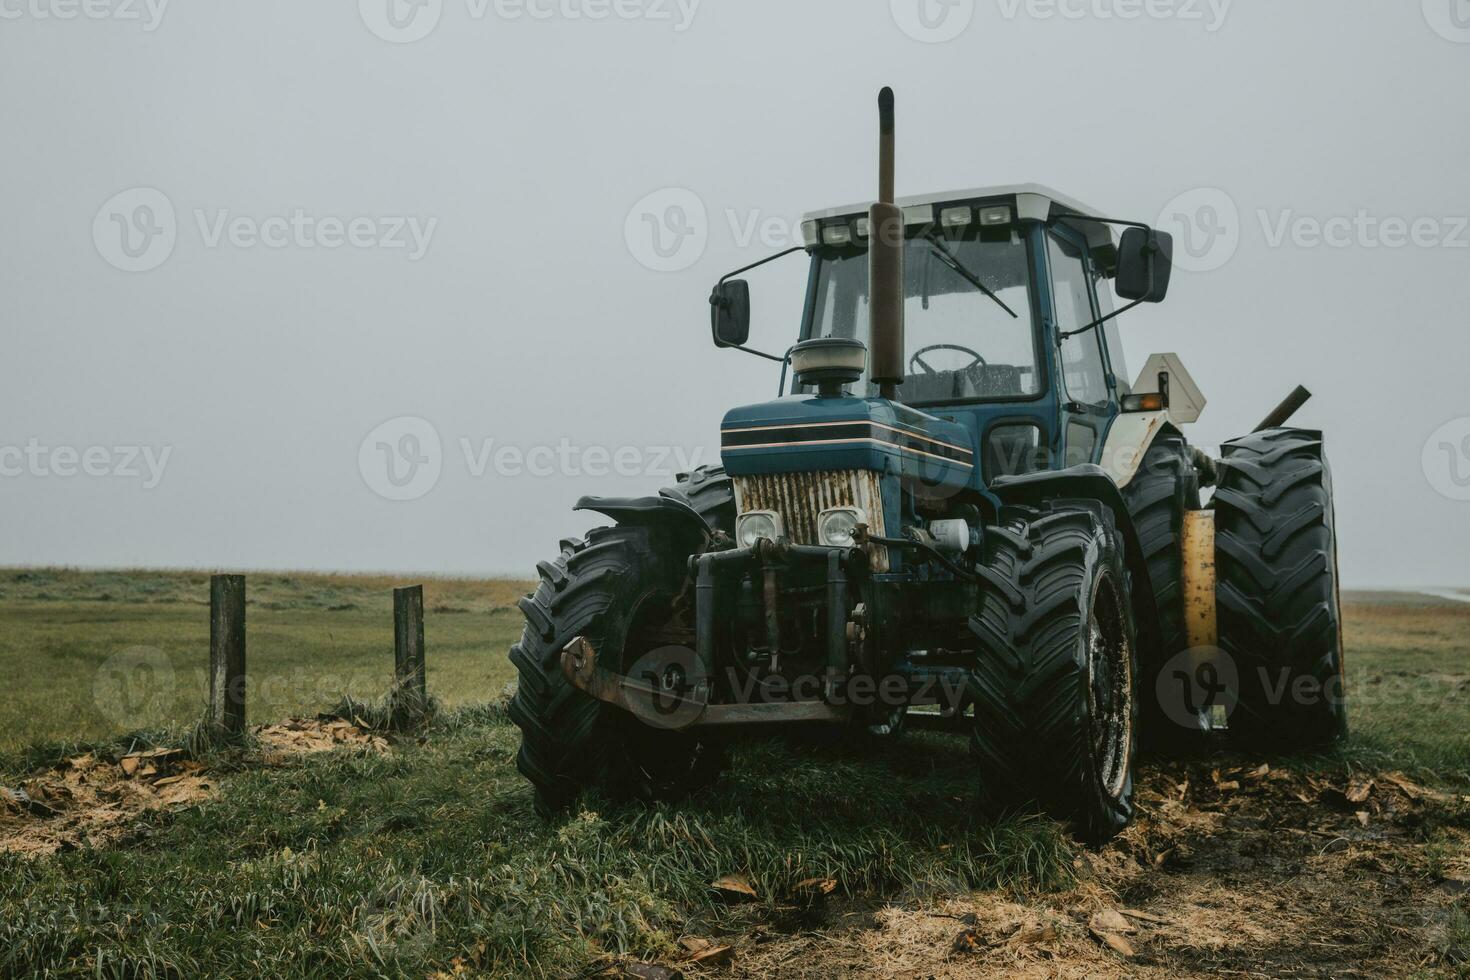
728;343;789;364
1057;297;1146;341
716;245;808;286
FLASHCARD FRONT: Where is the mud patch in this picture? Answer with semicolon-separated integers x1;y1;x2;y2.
661;762;1470;978
1;719;389;857
0;749;213;857
256;718;390;761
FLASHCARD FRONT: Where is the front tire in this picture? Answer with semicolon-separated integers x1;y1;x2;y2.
508;524;724;816
968;506;1139;843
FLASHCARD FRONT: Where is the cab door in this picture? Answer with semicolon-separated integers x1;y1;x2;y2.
1045;226;1115;467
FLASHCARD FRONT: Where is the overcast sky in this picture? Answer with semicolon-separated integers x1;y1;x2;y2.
2;0;1467;588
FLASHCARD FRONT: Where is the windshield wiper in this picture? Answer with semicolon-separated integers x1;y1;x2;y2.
921;232;1019;320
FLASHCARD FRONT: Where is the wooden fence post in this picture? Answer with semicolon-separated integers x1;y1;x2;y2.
209;574;247;737
393;585;426;715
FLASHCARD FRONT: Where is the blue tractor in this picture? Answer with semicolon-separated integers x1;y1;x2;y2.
509;89;1346;841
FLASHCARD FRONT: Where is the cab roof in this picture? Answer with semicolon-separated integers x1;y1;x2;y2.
801;183;1116;253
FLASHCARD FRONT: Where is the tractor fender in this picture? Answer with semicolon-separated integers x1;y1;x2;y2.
574;493;709;536
1099;410;1183;489
574;465;736;540
989;464;1159;640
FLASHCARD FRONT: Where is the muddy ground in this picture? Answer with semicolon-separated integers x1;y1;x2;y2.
651;761;1470;979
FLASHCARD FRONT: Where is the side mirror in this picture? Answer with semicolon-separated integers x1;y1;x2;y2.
709;279;751;348
1115;227;1173;303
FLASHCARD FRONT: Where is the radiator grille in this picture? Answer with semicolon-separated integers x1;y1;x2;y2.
733;470;888;570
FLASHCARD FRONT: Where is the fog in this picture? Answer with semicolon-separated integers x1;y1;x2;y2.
2;0;1468;587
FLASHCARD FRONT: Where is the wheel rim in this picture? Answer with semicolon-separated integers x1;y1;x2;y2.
1086;571;1133;799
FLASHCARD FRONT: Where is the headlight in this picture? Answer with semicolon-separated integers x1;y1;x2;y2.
817;507;865;547
736;511;783;549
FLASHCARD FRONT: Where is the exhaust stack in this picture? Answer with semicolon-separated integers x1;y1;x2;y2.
868;87;904;399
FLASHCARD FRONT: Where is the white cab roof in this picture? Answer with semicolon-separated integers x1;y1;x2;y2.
802;183;1115;251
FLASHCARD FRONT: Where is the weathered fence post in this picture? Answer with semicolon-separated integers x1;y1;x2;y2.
209;574;247;737
393;585;426;717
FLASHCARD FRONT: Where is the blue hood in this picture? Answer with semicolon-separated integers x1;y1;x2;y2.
720;394;975;495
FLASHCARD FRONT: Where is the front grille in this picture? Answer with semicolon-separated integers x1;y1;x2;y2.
733;469;888;570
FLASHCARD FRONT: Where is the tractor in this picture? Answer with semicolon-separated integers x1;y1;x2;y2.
508;89;1346;841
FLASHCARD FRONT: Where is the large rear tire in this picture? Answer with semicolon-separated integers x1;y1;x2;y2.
1119;431;1200;745
1213;428;1347;747
968;506;1139;843
508;466;734;816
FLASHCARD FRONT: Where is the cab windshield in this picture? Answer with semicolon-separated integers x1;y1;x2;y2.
803;229;1038;404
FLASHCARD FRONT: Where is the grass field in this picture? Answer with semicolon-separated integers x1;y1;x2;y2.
1;570;1467;978
0;569;526;750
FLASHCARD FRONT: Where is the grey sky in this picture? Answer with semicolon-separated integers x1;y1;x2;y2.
2;0;1467;587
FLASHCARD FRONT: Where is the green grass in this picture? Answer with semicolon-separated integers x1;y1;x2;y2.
0;717;1073;978
1;573;1468;977
1333;600;1470;788
0;569;526;750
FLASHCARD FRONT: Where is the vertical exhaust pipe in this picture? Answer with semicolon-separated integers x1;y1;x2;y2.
868;87;904;400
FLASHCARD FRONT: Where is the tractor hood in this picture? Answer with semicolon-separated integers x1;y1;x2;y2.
719;394;975;494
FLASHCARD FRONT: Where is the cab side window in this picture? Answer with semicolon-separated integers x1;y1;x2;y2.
1048;233;1110;407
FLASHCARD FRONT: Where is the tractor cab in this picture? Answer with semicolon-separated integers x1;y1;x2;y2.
710;184;1177;541
795;186;1138;482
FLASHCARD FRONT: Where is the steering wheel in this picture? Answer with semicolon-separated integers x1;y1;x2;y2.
909;343;988;377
